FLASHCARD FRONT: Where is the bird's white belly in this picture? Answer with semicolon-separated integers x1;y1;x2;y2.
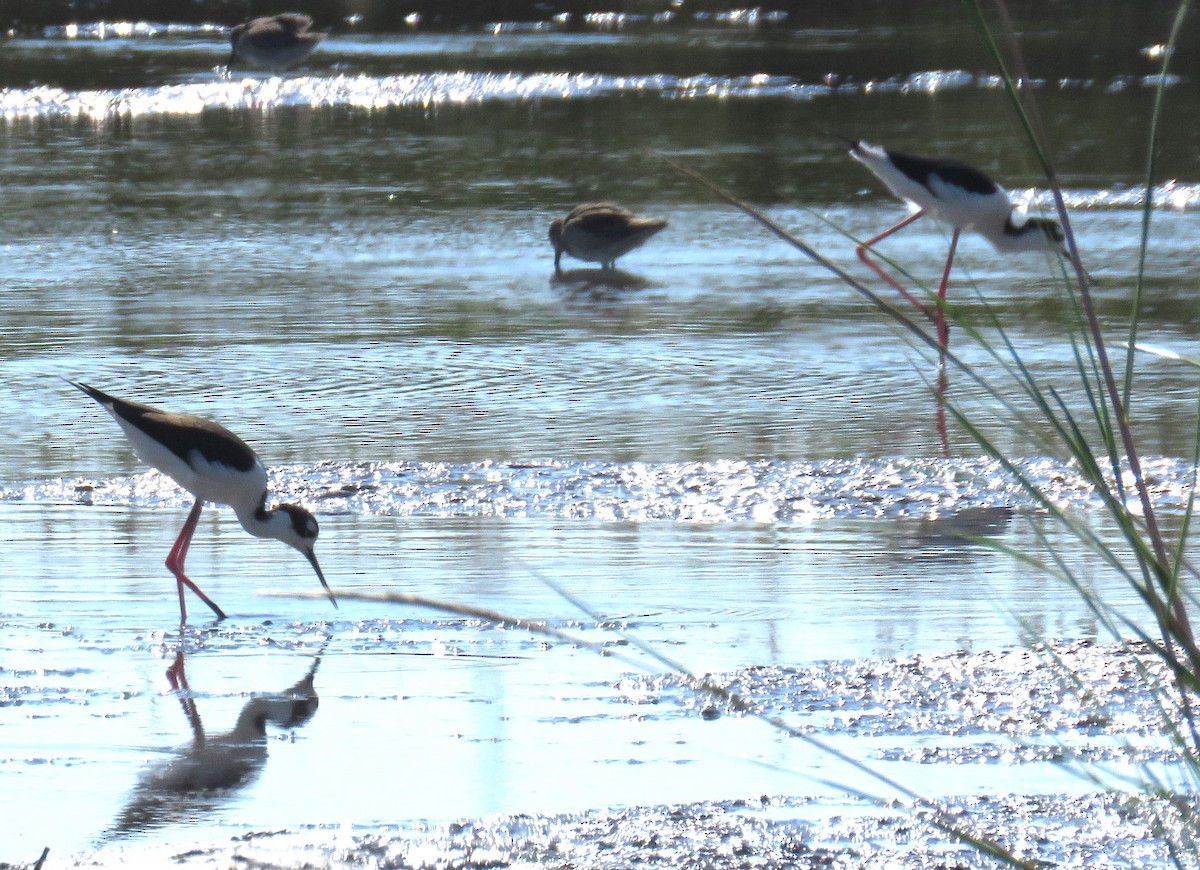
924;178;1012;233
181;452;268;507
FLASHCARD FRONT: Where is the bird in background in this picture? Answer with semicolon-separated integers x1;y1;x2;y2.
846;139;1068;351
227;13;327;74
549;203;669;274
69;381;337;621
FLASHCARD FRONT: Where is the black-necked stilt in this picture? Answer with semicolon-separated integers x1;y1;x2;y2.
227;13;326;74
549;203;669;274
70;381;337;621
847;139;1067;349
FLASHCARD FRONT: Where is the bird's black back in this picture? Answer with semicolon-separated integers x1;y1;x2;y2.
72;381;259;473
885;149;999;197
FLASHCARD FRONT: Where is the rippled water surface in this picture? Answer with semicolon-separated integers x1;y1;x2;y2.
4;8;1200;866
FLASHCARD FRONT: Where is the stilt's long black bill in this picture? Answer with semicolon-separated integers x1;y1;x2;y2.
306;550;338;609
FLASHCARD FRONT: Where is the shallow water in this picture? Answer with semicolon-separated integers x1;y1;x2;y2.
1;504;1188;860
3;9;1200;866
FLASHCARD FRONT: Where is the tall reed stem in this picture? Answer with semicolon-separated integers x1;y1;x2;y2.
971;0;1195;654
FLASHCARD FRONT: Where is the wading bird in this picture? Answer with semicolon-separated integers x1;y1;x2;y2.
549;203;668;273
227;13;326;73
847;139;1067;349
70;381;337;621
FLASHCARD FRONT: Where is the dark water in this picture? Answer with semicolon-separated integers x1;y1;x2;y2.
2;10;1199;866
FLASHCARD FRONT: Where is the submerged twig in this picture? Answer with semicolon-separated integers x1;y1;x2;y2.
271;586;1042;869
264;589;618;655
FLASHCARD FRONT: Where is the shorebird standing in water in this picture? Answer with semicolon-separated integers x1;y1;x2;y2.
549;203;668;273
227;13;327;74
847;139;1067;350
70;381;337;621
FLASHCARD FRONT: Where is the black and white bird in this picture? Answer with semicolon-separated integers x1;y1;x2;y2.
227;13;326;74
70;381;337;621
549;203;668;273
847;139;1067;348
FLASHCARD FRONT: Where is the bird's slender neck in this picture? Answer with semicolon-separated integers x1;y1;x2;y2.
991;214;1062;253
1001;214;1031;238
229;701;272;741
234;495;284;541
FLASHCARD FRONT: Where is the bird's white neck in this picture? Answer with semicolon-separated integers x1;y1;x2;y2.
985;214;1064;254
234;500;290;543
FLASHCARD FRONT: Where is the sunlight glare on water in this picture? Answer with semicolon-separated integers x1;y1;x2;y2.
3;5;1200;865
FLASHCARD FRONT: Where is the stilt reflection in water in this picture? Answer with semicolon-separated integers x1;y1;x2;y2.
107;648;323;838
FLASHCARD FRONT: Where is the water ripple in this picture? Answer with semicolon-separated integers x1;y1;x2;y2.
41;22;224;39
0;72;800;119
1015;181;1200;211
38;12;793;40
7;456;1197;522
0;67;1182;121
631;639;1183;752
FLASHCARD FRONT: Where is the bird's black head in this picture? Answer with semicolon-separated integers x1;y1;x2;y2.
1000;214;1068;256
270;503;337;609
1026;216;1065;245
277;503;319;543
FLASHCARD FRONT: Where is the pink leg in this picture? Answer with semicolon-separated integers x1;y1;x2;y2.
166;649;187;689
935;364;950;458
930;230;960;459
936;228;960;354
856;211;934;321
166;650;205;740
166;500;227;622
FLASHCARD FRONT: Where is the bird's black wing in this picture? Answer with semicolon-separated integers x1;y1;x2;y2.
885;149;998;197
71;381;259;473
